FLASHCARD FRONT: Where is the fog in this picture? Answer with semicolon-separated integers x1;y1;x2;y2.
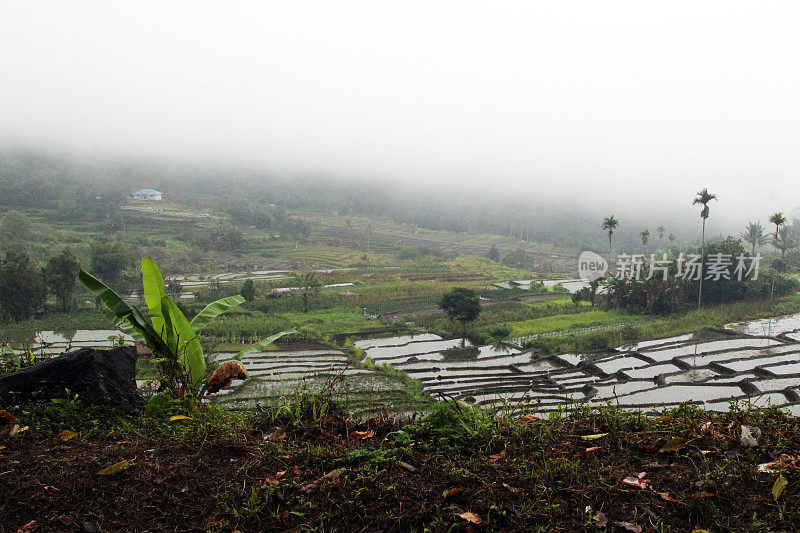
2;1;800;232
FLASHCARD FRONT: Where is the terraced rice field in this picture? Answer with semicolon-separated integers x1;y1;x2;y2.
282;247;370;268
9;313;800;418
210;345;412;417
355;321;800;416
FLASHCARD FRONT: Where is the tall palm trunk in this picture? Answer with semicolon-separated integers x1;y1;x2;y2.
771;228;779;299
698;218;705;308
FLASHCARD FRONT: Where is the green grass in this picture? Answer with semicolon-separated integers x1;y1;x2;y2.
3;395;799;531
509;308;630;337
199;308;384;342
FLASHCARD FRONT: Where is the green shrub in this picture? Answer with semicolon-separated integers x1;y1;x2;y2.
465;327;491;345
488;323;512;339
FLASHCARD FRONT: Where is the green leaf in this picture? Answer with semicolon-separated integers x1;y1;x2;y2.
161;297;177;355
189;295;245;331
160;296;205;387
141;257;167;338
107;311;147;345
773;474;787;501
232;330;297;361
79;268;164;352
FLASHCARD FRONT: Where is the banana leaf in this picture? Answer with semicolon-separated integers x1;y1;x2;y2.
189;295;245;331
103;308;148;345
232;329;296;361
79;268;167;354
160;295;205;387
141;257;167;338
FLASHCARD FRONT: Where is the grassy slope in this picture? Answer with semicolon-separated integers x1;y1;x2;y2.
1;398;798;532
510;295;800;353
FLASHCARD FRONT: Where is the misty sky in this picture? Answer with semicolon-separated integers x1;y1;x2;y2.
2;2;799;230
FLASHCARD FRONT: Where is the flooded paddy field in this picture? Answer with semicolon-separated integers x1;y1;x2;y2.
208;345;413;418
727;313;800;338
6;313;800;417
2;329;134;356
357;318;800;416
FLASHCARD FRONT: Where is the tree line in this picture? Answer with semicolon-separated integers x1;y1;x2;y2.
575;189;800;313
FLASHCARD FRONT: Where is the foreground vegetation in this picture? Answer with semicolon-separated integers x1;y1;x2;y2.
1;395;798;532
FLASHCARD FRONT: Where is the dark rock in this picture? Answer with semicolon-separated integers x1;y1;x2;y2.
0;346;142;407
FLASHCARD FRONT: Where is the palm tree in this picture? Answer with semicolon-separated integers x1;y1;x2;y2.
693;188;717;308
768;212;787;299
769;212;787;253
775;225;797;258
640;229;650;247
657;225;666;241
668;233;676;243
602;215;619;254
740;222;766;256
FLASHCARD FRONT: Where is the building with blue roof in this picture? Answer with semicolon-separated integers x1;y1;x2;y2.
132;189;163;201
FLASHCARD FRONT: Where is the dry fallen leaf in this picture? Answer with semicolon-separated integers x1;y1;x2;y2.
502;482;521;493
397;461;417;472
659;437;687;453
169;415;192;422
489;445;507;463
300;469;343;493
204;360;247;394
0;409;17;423
772;474;788;501
622;472;649;489
16;520;35;533
699;421;726;440
262;475;280;487
59;430;77;442
519;414;539;425
458;511;484;525
657;491;686;505
263;426;285;441
614;521;642;533
580;433;609;441
690;491;715;499
594;510;608;527
758;454;800;474
578;446;603;458
9;424;28;436
97;459;132;475
740;425;761;447
43;485;60;492
349;430;374;439
443;487;465;499
56;515;75;526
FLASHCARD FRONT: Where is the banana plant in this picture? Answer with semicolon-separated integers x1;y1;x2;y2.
79;257;294;398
